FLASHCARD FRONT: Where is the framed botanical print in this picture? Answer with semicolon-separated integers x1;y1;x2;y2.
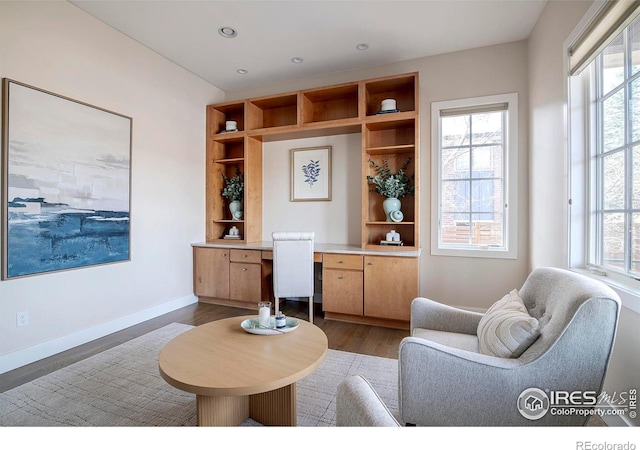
290;146;332;202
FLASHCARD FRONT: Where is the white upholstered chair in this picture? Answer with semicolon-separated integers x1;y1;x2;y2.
272;231;315;323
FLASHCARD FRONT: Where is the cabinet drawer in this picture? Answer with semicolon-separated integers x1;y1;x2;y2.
230;262;262;302
322;269;363;316
323;253;363;270
230;249;262;264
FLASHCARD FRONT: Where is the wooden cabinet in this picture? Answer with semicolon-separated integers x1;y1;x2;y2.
205;72;419;251
364;255;419;321
229;250;262;303
193;247;262;305
193;247;229;299
322;254;364;316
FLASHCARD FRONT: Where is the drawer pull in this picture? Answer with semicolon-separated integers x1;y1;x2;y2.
367;262;374;266
338;260;344;264
338;276;344;280
242;268;248;271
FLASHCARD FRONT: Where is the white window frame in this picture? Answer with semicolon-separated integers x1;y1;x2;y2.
567;0;640;314
431;93;518;259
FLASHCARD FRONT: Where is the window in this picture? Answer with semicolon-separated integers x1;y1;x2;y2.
431;93;518;259
570;11;640;280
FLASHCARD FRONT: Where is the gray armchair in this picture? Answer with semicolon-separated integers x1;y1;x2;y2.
399;267;621;426
336;375;400;426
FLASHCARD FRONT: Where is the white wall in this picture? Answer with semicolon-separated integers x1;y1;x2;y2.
528;0;639;426
228;40;531;311
262;134;362;244
0;1;224;372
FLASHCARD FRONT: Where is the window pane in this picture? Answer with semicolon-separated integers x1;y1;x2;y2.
634;147;640;209
442;180;469;213
631;77;640;143
632;213;640;274
602;33;625;95
442;147;469;179
473;145;502;178
602;213;625;270
471;179;495;213
442;116;470;147
603;88;625;151
441;212;470;244
631;15;640;77
472;213;503;246
470;111;503;145
603;151;625;209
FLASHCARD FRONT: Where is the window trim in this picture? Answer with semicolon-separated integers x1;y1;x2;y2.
431;93;518;259
567;0;640;314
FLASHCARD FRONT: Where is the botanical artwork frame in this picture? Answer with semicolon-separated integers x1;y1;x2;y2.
290;146;332;202
1;79;132;279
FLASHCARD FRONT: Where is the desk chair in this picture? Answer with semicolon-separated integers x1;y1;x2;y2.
272;231;315;323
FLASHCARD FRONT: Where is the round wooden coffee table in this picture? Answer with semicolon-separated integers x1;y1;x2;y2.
158;315;328;426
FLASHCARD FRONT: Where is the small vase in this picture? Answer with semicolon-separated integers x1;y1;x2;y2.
229;200;243;220
383;197;401;222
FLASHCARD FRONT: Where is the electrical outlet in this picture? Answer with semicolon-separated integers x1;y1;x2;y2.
16;311;28;328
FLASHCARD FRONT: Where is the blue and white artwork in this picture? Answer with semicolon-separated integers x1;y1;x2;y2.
2;80;132;279
290;146;331;201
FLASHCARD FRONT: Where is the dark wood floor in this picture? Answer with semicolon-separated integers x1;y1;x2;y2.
0;300;409;393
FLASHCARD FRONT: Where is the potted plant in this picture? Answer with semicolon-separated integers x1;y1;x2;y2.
367;157;414;222
222;168;244;220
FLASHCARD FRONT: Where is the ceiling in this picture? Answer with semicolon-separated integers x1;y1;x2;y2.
71;0;548;93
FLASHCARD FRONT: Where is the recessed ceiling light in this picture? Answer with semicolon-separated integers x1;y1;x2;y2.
291;57;304;64
237;69;248;75
356;43;369;50
218;26;238;38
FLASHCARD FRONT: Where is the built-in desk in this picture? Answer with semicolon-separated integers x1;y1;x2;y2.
191;242;420;329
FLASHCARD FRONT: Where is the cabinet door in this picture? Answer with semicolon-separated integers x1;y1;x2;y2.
230;262;262;303
364;256;418;321
322;268;363;316
193;247;229;299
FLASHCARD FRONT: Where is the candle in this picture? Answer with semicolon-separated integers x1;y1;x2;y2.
258;301;271;328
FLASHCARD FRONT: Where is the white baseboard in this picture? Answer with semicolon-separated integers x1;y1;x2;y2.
0;294;198;375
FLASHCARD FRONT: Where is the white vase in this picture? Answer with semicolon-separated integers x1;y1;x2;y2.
229;200;243;220
382;197;401;222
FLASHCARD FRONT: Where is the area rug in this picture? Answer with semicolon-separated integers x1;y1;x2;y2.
0;323;399;426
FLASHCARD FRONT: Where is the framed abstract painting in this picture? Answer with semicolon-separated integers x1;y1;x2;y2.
1;79;132;279
290;146;332;201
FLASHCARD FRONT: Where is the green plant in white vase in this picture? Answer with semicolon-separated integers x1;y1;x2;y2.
367;157;414;222
222;168;244;220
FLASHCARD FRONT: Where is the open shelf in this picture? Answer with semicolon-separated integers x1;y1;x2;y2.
363;222;416;248
210;136;244;161
207;101;245;135
364;74;417;117
365;119;416;148
248;93;298;131
302;83;359;124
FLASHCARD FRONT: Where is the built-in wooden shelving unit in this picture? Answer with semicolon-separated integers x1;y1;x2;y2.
206;72;419;250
